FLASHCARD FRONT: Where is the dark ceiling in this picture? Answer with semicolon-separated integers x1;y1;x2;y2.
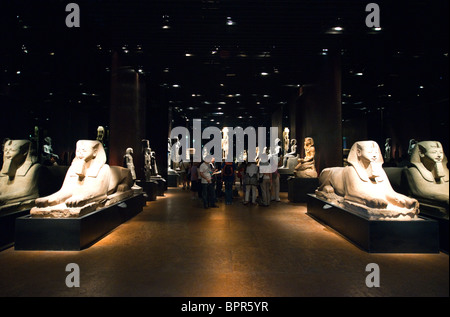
1;0;448;136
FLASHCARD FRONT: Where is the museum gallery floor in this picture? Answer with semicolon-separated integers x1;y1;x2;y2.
0;188;448;297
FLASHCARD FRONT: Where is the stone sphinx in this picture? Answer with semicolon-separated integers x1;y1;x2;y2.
0;139;45;212
315;140;419;220
31;140;134;218
294;137;317;178
404;141;449;213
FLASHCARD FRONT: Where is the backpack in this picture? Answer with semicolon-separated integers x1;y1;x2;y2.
223;164;234;177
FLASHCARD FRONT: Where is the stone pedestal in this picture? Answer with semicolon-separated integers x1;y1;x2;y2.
168;170;180;187
0;208;30;250
307;194;439;253
15;193;145;251
288;177;319;203
136;180;158;201
278;168;293;192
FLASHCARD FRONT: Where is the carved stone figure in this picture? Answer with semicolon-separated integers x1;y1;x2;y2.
315;140;419;219
173;136;181;170
124;148;137;180
282;139;298;168
404;141;449;211
222;127;229;160
294;137;317;178
273;137;282;157
31;140;134;218
384;138;392;163
167;138;172;170
283;127;290;154
0;139;44;212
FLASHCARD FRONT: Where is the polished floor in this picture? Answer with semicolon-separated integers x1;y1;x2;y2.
0;186;448;298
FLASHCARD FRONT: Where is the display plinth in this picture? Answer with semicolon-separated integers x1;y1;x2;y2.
418;203;448;253
288;177;319;203
278;169;293;192
167;170;180;187
306;194;439;253
151;176;167;195
14;193;145;251
0;208;30;251
136;180;158;201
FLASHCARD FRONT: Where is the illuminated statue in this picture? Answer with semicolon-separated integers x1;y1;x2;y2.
283;127;290;154
124;147;137;180
294;137;317;178
222;127;229;160
384;138;392;163
404;141;449;211
281;139;298;168
0;139;44;212
315;140;419;219
31;140;134;218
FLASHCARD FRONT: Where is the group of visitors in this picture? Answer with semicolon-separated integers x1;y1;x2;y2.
186;157;280;209
240;161;280;206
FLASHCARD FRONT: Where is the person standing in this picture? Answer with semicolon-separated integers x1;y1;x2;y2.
190;162;200;200
271;167;280;202
222;161;236;205
244;161;259;205
199;158;218;209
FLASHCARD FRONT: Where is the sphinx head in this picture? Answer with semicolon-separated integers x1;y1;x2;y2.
72;140;106;177
356;141;381;165
1;140;31;178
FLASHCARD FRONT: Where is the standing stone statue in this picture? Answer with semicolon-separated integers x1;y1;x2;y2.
283;127;290;155
384;138;392;163
222;127;229;160
124;147;137;181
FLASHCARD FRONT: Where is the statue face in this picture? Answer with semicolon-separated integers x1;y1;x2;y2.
76;141;97;162
420;143;444;163
357;142;379;163
1;140;29;176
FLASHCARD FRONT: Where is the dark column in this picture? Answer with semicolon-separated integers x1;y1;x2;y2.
109;51;146;179
295;49;342;172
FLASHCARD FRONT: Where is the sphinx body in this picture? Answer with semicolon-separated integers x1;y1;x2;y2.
31;140;134;218
315;140;419;220
404;141;449;215
0;139;46;212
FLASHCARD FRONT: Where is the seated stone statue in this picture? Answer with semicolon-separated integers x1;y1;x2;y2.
315;140;419;219
294;137;317;178
281;139;298;169
31;140;134;218
404;141;449;212
0;139;45;212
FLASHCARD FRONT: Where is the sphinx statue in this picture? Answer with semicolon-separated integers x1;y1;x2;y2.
404;141;449;214
31;140;135;218
294;137;317;178
0;139;46;212
315;140;419;220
